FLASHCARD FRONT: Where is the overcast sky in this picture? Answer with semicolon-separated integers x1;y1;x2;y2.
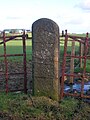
0;0;90;33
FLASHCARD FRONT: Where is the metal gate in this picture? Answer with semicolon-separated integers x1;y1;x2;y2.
0;30;27;93
60;30;90;99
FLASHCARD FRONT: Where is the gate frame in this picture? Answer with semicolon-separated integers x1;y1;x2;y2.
0;30;27;93
60;30;90;99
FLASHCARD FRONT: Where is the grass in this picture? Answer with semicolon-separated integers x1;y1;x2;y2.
0;92;90;120
0;39;32;61
70;33;90;37
74;59;90;73
0;40;32;54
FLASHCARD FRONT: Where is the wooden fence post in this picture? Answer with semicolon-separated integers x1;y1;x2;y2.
79;42;84;68
69;40;75;84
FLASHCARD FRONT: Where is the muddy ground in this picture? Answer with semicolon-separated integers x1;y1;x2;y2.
0;60;32;92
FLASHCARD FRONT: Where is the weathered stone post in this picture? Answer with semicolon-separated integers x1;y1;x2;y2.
32;18;60;101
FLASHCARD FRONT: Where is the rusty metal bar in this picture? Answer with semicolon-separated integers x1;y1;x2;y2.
64;92;80;97
81;33;89;97
0;72;24;76
66;55;86;59
0;35;23;45
62;34;87;40
0;54;23;57
22;30;27;93
0;31;29;93
0;89;25;92
64;93;90;99
0;35;32;45
60;30;68;99
0;35;32;39
8;89;24;92
64;92;90;99
3;31;8;93
60;31;90;100
64;73;82;77
74;38;85;44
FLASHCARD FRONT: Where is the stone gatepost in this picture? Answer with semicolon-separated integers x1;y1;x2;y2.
32;18;60;101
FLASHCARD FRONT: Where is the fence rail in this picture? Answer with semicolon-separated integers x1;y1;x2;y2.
60;30;90;100
0;30;28;93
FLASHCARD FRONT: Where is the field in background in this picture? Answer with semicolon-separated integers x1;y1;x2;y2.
0;32;87;55
0;33;89;65
0;39;32;61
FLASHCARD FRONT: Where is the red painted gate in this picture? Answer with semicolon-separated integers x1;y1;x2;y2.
0;30;27;93
60;30;90;99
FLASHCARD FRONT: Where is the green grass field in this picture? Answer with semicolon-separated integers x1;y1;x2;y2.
0;36;90;71
0;38;79;62
0;39;32;61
